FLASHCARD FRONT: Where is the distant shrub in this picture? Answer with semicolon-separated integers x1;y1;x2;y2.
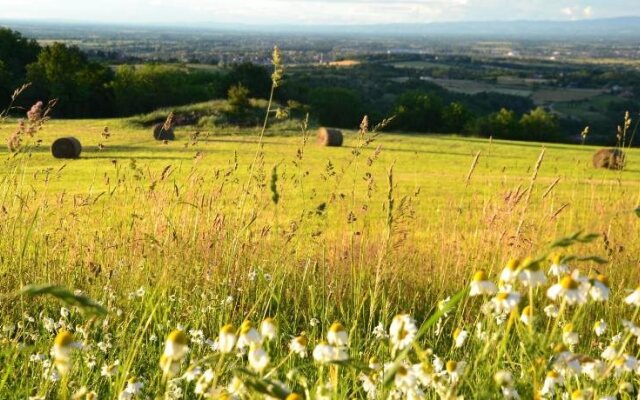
309;87;363;128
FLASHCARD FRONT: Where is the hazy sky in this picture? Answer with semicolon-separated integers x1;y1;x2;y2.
0;0;638;25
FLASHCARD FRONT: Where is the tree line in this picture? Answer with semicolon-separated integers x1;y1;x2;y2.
1;27;564;142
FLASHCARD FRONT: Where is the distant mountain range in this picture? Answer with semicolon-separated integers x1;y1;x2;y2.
2;17;640;39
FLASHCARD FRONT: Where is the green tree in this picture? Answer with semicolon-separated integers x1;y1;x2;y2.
111;64;225;116
442;102;473;133
309;87;363;128
519;107;559;141
0;28;41;107
392;91;443;133
225;63;271;99
26;43;114;117
473;108;519;139
227;84;251;112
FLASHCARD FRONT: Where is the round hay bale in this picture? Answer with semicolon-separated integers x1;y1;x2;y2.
51;137;82;159
153;123;175;141
317;127;343;147
592;148;625;170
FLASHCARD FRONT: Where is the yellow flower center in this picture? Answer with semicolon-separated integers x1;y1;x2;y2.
595;274;609;287
54;331;74;347
167;330;188;345
522;305;533;316
453;328;462;339
446;360;458;373
563;323;574;333
547;370;559;379
295;335;308;346
560;276;579;290
240;320;253;334
472;270;488;282
286;394;302;400
496;292;510;301
506;258;520;270
220;324;235;334
329;321;345;333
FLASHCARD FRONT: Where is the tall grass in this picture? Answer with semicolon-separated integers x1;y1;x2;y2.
0;53;639;399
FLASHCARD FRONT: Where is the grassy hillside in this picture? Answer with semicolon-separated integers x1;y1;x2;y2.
1;116;639;398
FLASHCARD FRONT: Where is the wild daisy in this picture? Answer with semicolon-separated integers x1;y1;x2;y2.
562;323;579;346
520;305;533;325
593;319;607;337
445;360;466;383
518;258;547;287
470;270;497;296
548;254;570;277
624;286;640;306
389;314;417;352
327;322;348;346
490;291;522;314
289;335;308;358
160;329;188;378
453;328;469;348
547;275;588;305
500;258;520;284
248;343;269;372
589;274;611;301
237;321;262;349
260;318;277;341
312;342;335;363
540;370;563;396
218;324;236;353
52;330;80;375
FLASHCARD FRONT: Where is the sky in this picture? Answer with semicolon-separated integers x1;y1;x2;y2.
0;0;638;25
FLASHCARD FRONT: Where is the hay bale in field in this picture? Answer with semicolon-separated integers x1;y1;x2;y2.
153;123;175;141
592;148;625;170
51;137;82;159
317;127;343;147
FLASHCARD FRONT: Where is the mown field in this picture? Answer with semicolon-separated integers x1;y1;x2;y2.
1;115;640;399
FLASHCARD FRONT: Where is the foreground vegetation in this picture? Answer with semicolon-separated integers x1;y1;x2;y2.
1;49;639;399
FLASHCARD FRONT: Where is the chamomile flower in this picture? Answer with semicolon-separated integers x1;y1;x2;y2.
540;370;563;396
613;354;638;375
119;377;144;400
518;258;547;287
547;275;588;305
602;343;619;361
248;343;269;372
490;291;522;314
548;254;570;277
218;324;237;353
327;322;348;346
160;329;188;378
589;274;610;302
389;314;417;352
624;286;640;306
470;271;497;296
520;305;533;326
544;304;559;318
394;365;418;393
581;358;605;380
445;360;466;383
237;321;261;349
359;373;377;399
52;330;80;375
593;319;607;337
453;328;469;348
289;335;308;358
260;318;277;341
562;323;579;346
312;342;335;363
500;259;520;284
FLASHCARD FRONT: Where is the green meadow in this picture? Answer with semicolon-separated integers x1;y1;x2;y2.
1;113;640;399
